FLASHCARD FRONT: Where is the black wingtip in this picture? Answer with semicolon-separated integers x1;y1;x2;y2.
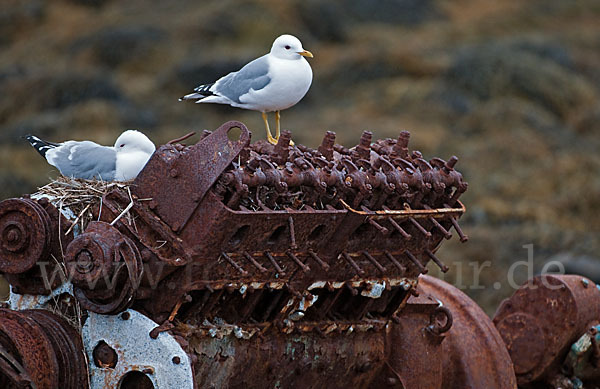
25;135;56;158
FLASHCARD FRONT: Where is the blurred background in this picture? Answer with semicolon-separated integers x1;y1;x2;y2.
1;0;599;315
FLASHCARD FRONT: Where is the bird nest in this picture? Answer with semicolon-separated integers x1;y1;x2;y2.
33;176;136;234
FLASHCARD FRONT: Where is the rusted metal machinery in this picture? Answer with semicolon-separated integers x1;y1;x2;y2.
494;274;600;388
0;121;596;388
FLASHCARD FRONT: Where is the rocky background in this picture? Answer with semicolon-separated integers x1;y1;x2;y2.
1;0;599;315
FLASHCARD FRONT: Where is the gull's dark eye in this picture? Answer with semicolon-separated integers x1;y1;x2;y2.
120;144;125;148
285;45;290;50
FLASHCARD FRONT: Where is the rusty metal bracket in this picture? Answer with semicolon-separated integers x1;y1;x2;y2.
133;121;251;232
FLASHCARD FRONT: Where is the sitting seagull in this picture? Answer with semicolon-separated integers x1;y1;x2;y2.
25;130;156;181
180;34;313;145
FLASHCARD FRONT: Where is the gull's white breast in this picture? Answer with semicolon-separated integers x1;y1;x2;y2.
115;150;153;181
239;56;313;112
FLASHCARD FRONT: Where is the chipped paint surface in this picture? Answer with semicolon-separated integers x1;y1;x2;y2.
187;328;387;389
8;282;73;310
82;309;194;389
360;280;385;298
298;293;319;311
564;324;600;381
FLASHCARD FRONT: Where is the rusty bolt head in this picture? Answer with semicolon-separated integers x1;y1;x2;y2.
359;131;373;148
172;356;181;364
446;156;458;169
6;228;18;242
1;222;27;252
75;250;95;274
65;234;111;285
170;168;179;178
93;341;118;368
398;131;410;145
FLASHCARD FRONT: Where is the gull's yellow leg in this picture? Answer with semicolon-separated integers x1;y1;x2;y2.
262;112;277;144
275;110;294;145
275;110;281;140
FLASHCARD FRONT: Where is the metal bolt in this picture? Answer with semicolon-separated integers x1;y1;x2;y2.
1;222;27;252
121;311;131;320
446;156;458;170
6;229;18;242
172;356;181;364
75;250;94;274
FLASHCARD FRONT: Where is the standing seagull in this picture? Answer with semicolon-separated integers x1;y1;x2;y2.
180;34;313;144
25;130;156;181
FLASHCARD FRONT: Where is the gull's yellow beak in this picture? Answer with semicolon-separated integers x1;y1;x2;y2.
298;50;314;58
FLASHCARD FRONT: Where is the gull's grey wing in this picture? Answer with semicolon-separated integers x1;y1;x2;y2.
212;54;271;103
46;141;117;181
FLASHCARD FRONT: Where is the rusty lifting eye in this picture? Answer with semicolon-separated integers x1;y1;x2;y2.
427;305;453;335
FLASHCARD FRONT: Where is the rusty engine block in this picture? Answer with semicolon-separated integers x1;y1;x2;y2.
0;121;598;388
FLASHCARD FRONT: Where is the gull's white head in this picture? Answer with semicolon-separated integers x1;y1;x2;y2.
114;130;156;155
270;34;313;60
